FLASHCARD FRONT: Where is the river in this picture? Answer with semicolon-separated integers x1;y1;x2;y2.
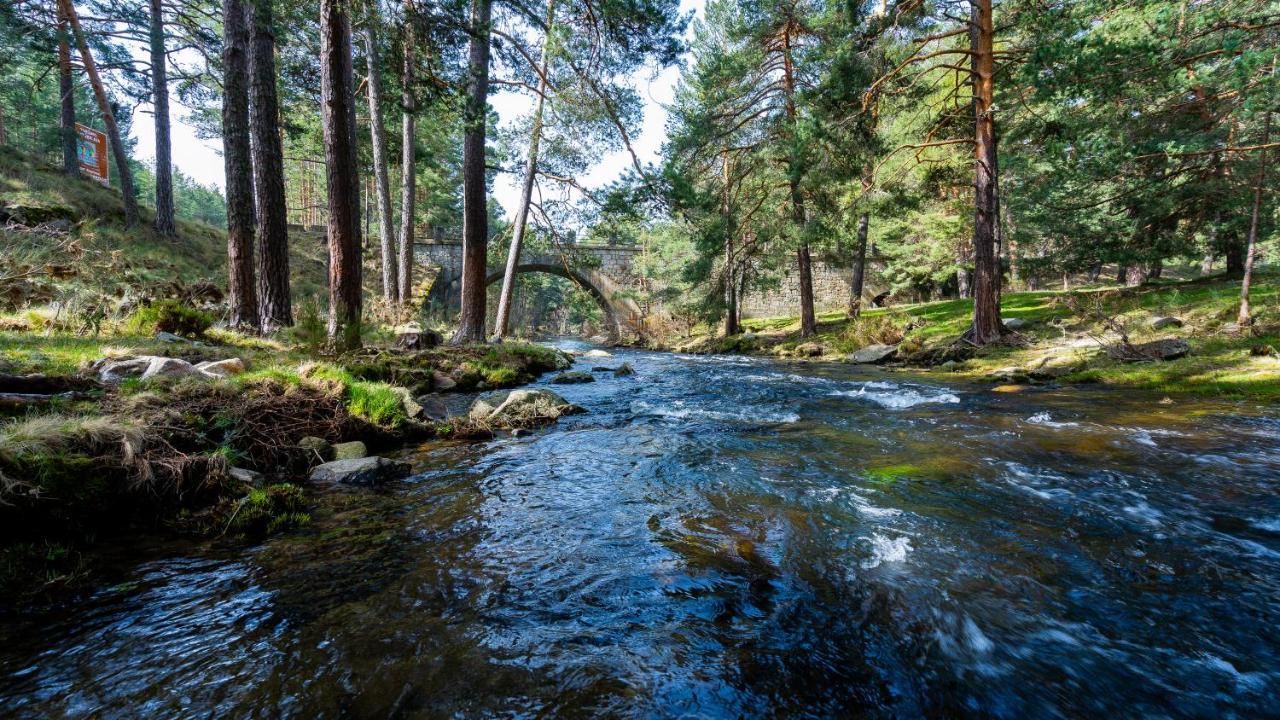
3;344;1279;718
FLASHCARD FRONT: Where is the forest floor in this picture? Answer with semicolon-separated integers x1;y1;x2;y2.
671;272;1280;403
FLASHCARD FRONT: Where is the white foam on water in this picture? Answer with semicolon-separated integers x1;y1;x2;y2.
1026;412;1080;429
1122;498;1165;527
1250;517;1280;533
631;400;799;425
830;382;961;409
1002;463;1073;500
860;533;912;568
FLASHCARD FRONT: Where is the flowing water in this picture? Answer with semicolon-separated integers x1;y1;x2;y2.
3;345;1280;718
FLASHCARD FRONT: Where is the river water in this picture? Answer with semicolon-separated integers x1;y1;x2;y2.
3;345;1279;718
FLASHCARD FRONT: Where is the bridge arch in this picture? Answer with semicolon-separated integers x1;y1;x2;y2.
484;263;634;342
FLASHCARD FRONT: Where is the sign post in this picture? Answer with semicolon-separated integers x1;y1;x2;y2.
75;122;109;187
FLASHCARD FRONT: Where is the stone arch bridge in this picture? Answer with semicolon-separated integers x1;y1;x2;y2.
416;240;648;340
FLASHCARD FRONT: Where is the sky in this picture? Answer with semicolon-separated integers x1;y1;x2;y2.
126;0;704;221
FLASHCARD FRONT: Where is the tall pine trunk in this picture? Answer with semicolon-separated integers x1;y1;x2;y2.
61;0;139;227
722;150;740;336
451;0;493;345
848;213;868;317
1239;111;1271;327
321;0;363;350
57;4;78;177
965;0;1003;345
222;0;258;330
397;0;417;304
249;0;292;330
494;0;555;340
363;4;396;303
149;0;176;237
781;23;815;337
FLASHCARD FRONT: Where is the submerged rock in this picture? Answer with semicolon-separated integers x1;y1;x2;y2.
847;344;898;365
310;456;411;486
332;441;368;460
469;388;585;426
550;371;595;384
614;362;635;377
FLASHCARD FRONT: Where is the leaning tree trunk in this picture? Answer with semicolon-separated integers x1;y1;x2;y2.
61;0;139;226
965;0;1002;344
451;0;493;345
1239;111;1271;327
397;0;417;305
363;4;396;303
848;212;869;317
57;4;78;177
494;0;556;340
149;0;176;237
321;0;363;350
249;0;292;330
222;0;258;330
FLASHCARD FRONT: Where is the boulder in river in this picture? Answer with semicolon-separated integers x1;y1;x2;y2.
550;371;595;384
614;363;635;377
415;394;450;421
332;440;368;460
469;388;585;427
847;344;898;365
584;349;613;359
1106;339;1190;363
310;456;411;486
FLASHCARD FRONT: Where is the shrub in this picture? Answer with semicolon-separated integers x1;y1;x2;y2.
124;300;213;338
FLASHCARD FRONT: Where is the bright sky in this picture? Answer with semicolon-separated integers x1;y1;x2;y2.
127;0;704;221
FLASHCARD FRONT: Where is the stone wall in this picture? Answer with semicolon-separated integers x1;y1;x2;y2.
739;258;888;318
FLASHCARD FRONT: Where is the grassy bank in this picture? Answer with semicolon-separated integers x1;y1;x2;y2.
671;272;1280;401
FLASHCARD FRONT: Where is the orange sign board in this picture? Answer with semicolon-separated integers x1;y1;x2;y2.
75;123;109;187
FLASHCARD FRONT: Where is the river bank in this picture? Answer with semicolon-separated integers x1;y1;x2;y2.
0;326;574;607
663;273;1280;401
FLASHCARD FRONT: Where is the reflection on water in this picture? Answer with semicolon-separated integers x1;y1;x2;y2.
3;346;1279;718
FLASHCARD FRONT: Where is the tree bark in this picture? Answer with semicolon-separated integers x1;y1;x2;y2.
57;4;78;178
1225;236;1245;274
1148;258;1163;279
249;0;292;330
780;22;815;337
965;0;1002;344
363;4;396;303
1125;264;1147;287
1239;111;1271;327
451;0;493;345
494;0;555;340
61;0;139;226
397;0;417;305
848;212;868;317
721;149;740;336
222;0;258;330
321;0;363;350
149;0;176;238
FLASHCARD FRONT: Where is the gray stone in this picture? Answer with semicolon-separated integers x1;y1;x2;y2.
469;388;585;426
584;348;612;358
1107;339;1190;363
298;436;333;461
847;344;898;364
332;440;368;460
96;356;153;382
1003;318;1029;330
310;456;411;486
391;386;423;419
155;331;191;343
431;371;457;392
416;394;450;421
550;371;595;384
228;466;264;487
613;362;635;377
396;329;442;350
1148;316;1184;330
140;357;202;381
195;358;247;377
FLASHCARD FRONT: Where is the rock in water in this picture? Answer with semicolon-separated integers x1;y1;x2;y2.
416;394;450;421
431;371;457;392
1107;339;1190;362
396;329;442;350
550;371;595;384
614;363;635;377
1148;316;1184;330
332;441;368;460
584;349;612;358
310;456;411;486
469;388;585;427
847;344;898;365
